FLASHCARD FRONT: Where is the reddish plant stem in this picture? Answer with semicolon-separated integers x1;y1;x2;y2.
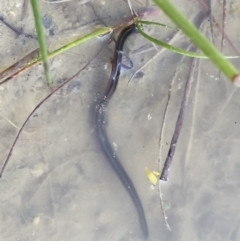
160;57;197;181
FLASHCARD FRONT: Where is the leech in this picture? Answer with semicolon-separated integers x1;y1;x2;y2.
95;24;148;238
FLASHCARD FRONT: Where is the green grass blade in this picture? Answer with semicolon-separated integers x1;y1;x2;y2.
137;24;207;58
48;27;113;59
152;0;239;82
0;26;113;84
31;0;51;85
136;24;239;59
137;20;177;30
28;27;113;65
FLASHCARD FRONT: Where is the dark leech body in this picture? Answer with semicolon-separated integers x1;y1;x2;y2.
95;24;149;238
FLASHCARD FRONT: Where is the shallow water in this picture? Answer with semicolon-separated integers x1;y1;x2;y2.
1;0;240;240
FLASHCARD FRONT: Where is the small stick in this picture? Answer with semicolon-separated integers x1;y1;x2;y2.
209;0;214;44
160;57;197;181
21;0;29;21
0;48;39;81
221;0;226;54
0;16;21;35
197;0;214;43
218;0;227;80
157;65;179;232
198;0;240;56
0;15;37;39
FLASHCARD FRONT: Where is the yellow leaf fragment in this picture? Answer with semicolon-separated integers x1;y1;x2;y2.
145;167;160;185
153;171;160;176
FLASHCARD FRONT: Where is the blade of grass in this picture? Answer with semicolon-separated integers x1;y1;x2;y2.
137;24;207;58
136;23;239;59
152;0;240;82
29;26;113;63
137;20;177;30
31;0;51;85
0;26;113;85
198;0;240;56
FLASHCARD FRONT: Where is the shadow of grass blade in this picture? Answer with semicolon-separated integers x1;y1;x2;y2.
31;0;51;85
152;0;239;82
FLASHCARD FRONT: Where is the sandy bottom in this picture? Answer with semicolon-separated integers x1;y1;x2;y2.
1;0;240;240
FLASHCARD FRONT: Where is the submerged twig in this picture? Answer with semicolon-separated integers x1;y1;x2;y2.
0;15;37;39
0;16;22;35
221;0;226;54
218;0;227;79
157;64;179;232
21;0;29;21
209;0;214;44
0;49;39;81
157;44;195;230
198;0;240;56
160;56;197;181
126;0;138;19
198;0;215;44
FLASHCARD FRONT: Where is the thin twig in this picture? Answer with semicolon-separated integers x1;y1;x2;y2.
218;0;227;80
160;56;197;181
209;0;214;44
198;0;240;56
0;26;113;85
157;66;179;232
198;0;215;44
157;44;195;230
21;0;29;21
221;0;226;54
0;46;105;178
198;0;214;45
0;48;39;81
158;74;176;165
0;16;21;35
0;15;37;39
126;0;138;18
